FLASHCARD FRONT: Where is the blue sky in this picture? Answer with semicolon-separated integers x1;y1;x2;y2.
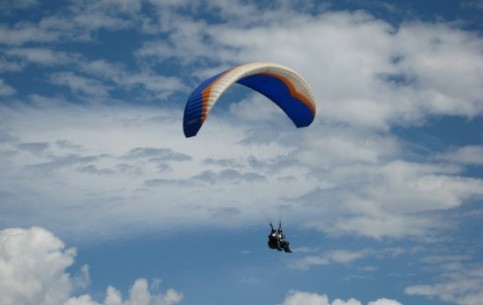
1;1;482;305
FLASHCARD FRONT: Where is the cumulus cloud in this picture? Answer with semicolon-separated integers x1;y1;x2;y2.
0;227;76;305
368;299;402;305
65;279;184;305
0;227;183;305
279;291;402;305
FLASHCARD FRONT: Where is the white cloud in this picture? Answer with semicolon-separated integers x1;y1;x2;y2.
0;104;315;237
4;47;75;66
404;254;483;305
0;0;141;47
297;124;401;168
290;249;371;270
72;265;91;292
0;0;39;10
3;1;482;127
160;288;184;305
0;227;183;305
466;0;483;10
290;247;407;271
280;291;331;305
78;59;187;99
367;299;402;305
0;227;75;305
1;100;482;240
66;279;184;305
298;159;483;239
279;291;402;305
60;0;143;33
0;23;60;45
405;265;483;305
0;78;16;95
143;9;483;129
124;72;187;99
50;72;112;98
435;145;483;165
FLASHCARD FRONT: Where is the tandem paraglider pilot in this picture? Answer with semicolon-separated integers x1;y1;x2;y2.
268;222;292;253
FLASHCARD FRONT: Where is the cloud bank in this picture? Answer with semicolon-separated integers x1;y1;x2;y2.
1;0;482;242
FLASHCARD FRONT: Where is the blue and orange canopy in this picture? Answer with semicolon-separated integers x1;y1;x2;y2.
183;62;316;137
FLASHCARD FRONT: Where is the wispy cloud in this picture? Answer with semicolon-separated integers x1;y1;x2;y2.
435;145;483;166
290;249;372;270
0;79;16;95
0;23;59;45
405;255;483;305
124;147;191;161
3;47;75;66
17;142;50;154
0;0;39;10
287;247;406;271
49;72;112;98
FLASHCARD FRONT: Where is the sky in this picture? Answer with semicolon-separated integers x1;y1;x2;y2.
1;0;483;305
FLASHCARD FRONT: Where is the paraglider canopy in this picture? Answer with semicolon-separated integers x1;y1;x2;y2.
183;62;316;137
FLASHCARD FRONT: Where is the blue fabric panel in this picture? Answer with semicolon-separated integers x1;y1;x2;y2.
236;74;314;128
183;71;225;137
